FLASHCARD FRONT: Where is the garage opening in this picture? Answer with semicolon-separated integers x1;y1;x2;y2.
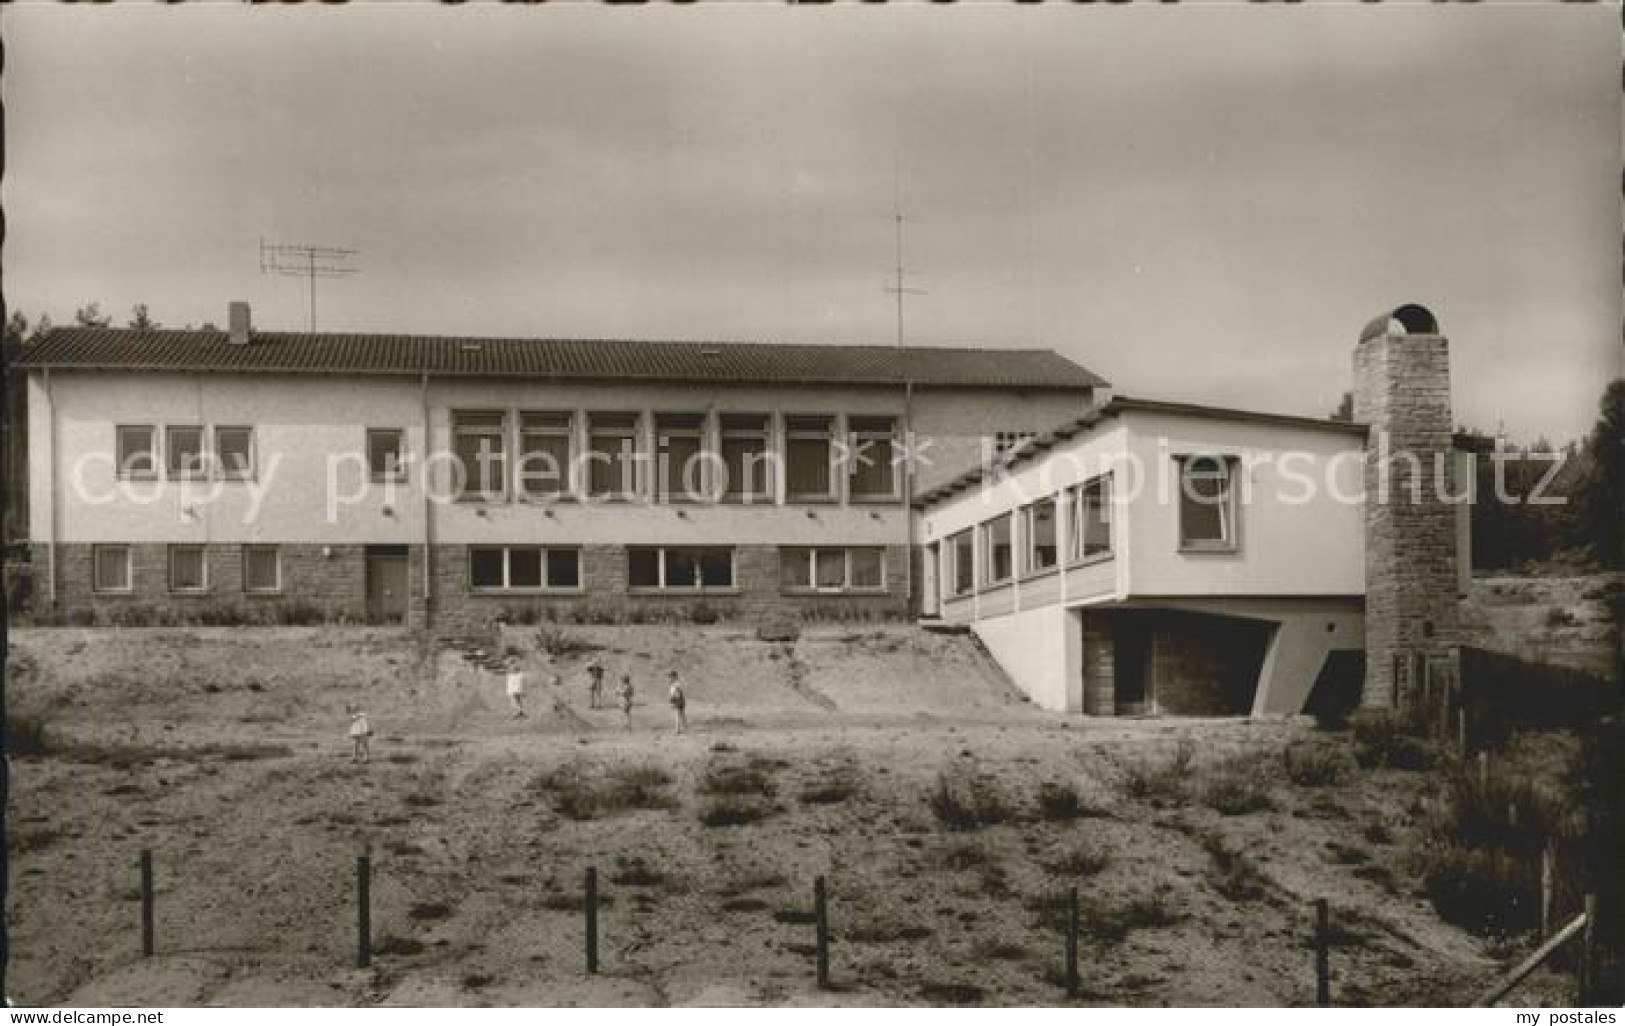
1087;608;1273;716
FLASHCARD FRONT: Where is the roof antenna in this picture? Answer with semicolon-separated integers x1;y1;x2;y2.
259;238;361;332
883;159;927;349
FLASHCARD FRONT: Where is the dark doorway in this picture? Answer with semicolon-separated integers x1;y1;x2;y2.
366;545;410;624
1114;614;1153;715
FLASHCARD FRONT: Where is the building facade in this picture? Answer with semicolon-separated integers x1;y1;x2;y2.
917;305;1473;718
21;305;1105;632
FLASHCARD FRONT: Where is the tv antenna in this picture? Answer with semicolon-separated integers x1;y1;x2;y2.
259;239;360;332
882;164;926;348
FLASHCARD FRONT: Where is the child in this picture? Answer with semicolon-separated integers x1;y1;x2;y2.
587;657;606;709
348;709;372;764
505;661;527;719
616;674;635;731
667;669;687;735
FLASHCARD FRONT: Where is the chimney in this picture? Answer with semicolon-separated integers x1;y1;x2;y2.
228;302;252;345
1352;302;1461;711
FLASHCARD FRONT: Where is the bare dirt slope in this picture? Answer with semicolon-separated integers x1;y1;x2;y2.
1459;573;1622;679
8;626;1496;1007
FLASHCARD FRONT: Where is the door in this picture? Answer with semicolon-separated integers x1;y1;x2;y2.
366;546;410;624
1114;614;1152;716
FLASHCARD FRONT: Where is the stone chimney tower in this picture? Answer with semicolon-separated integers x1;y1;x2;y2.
1353;303;1461;709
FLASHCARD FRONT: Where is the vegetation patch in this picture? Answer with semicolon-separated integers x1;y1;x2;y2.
1282;743;1347;787
1044;841;1111;879
1120;738;1194;805
929;765;1015;831
609;855;666;887
1350;709;1435;771
533;627;605;659
698;796;773;828
536;761;677;820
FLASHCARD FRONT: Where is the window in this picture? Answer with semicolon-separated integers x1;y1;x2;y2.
627;546;735;590
1022;497;1059;574
993;431;1037;460
368;429;407;483
214;426;254;479
169;545;207;592
116;426;156;479
454;411;508;500
656;413;706;501
948;530;975;597
785;415;835;500
780;547;887;593
848;416;898;500
1177;456;1238;551
588;412;640;500
243;546;280;593
1070;475;1114;561
93;544;131;593
719;414;772;502
981;514;1013;586
468;546;582;591
166;425;205;479
518;412;572;498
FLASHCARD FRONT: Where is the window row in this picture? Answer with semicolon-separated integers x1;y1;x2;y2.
92;544;280;594
116;425;256;480
466;545;887;595
945;475;1115;598
450;410;899;504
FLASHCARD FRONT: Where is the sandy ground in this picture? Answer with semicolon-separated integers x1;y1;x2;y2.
6;624;1508;1007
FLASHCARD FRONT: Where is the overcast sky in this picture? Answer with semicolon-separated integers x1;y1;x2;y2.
4;4;1619;443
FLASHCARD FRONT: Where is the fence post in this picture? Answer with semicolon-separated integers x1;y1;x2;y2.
356;847;372;969
1065;886;1080;999
585;865;599;975
1456;707;1468;755
1314;898;1331;1007
1579;893;1598;1005
814;875;830;990
1477;751;1490;789
1540;844;1555;940
140;849;154;958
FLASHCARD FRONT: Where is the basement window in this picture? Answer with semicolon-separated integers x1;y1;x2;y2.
628;546;734;591
93;544;132;593
169;545;207;593
469;546;581;592
116;425;157;480
781;547;886;593
243;546;281;593
1177;455;1239;552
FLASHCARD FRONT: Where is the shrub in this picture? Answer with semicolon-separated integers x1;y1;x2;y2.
1350;708;1435;770
701;761;779;799
1282;743;1347;787
1120;737;1195;804
534;627;605;658
798;769;860;805
929;766;1014;831
690;601;720;625
5;708;52;758
1036;781;1083;821
1204;839;1268;903
699;796;772;828
757;617;801;643
1200;772;1274;816
1034;888;1184;941
536;761;676;820
1045;842;1110;879
609;855;666;887
372;934;425;957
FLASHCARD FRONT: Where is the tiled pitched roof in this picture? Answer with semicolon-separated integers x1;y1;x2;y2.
15;328;1107;391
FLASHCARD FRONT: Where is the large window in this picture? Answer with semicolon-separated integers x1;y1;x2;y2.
947;530;975;597
169;545;207;593
368;429;407;483
214;426;255;480
588;412;640;500
518;412;572;498
847;416;898;501
981;514;1013;586
243;546;281;593
469;546;581;591
1177;456;1238;551
93;544;132;593
628;546;734;590
116;425;156;480
1070;475;1114;561
166;425;205;479
719;414;772;502
785;415;835;501
453;411;508;500
781;547;886;593
656;413;706;502
1021;497;1059;574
